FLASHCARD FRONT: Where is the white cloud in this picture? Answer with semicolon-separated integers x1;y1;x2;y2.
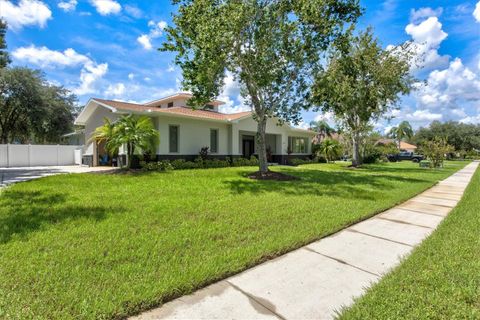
405;17;449;70
0;0;52;31
58;0;77;12
74;61;108;95
137;34;152;50
405;109;443;121
128;73;135;80
124;5;142;18
416;58;480;109
137;20;168;50
105;83;126;97
460;115;480;124
12;44;108;96
167;64;175;72
410;7;443;23
89;0;121;16
474;2;480;22
12;45;90;68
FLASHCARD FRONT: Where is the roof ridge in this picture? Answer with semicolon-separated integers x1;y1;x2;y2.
93;98;145;106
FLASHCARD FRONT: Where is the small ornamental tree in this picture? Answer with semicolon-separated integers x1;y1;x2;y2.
162;0;361;174
420;137;454;168
312;28;414;167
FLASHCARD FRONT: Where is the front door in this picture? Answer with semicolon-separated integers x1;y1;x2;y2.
242;137;255;158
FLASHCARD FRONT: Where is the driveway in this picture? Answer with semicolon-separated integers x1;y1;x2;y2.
0;166;116;189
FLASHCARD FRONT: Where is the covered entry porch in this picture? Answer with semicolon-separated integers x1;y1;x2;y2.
238;131;283;162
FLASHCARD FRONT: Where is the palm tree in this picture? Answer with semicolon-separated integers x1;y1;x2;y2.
91;115;159;169
389;121;413;151
320;138;341;163
89;117;117;156
309;120;335;143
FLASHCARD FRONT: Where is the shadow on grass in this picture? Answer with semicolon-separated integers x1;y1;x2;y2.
225;167;429;198
0;190;116;244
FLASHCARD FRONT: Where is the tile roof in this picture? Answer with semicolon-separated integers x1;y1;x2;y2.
92;98;252;122
377;139;417;149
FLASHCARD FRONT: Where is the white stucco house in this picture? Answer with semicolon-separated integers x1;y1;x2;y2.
74;93;315;166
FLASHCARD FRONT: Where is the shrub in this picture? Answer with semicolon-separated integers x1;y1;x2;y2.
171;159;200;170
140;160;174;172
232;156;259;167
362;147;382;164
203;159;230;168
290;158;314;166
199;146;209;160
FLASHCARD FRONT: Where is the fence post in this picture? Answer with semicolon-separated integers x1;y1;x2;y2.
6;143;9;168
28;144;31;167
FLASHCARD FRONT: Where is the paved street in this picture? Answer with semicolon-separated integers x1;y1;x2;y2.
0;166;116;188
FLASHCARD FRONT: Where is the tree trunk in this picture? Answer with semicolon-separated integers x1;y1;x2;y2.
127;143;132;169
351;132;361;167
256;115;269;173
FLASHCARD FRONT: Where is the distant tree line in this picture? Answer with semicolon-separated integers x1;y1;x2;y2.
413;121;480;153
0;20;77;144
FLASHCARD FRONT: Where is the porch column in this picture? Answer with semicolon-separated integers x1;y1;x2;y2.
230;123;240;156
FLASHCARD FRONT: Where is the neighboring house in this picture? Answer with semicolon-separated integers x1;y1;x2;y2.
74;93;315;166
376;139;417;152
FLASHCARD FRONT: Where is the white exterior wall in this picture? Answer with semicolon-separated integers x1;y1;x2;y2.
235;117;312;155
156;116;230;155
0;144;82;167
83;106;120;155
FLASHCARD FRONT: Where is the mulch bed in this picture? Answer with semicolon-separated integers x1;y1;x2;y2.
248;170;299;181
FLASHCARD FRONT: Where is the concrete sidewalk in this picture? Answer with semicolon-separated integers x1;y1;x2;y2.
133;162;479;320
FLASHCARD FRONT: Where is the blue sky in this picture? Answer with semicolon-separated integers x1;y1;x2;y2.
2;0;480;132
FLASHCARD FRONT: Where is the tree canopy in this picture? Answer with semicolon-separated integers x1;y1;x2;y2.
414;121;480;152
163;0;361;173
0;21;77;144
0;67;77;144
0;19;10;69
312;28;414;166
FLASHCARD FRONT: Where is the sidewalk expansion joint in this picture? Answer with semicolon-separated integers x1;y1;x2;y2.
303;247;380;277
376;216;432;229
397;207;446;217
410;200;455;209
346;228;414;247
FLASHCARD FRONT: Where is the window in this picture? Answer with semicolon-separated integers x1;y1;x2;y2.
210;129;218;153
288;137;308;153
204;104;214;110
169;125;179;153
167;102;174;108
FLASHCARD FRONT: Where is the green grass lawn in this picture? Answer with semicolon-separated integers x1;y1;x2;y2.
340;163;480;319
0;161;467;319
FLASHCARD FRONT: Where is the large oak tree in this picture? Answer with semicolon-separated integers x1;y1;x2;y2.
163;0;361;173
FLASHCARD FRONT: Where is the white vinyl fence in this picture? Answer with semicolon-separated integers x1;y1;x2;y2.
0;144;83;167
